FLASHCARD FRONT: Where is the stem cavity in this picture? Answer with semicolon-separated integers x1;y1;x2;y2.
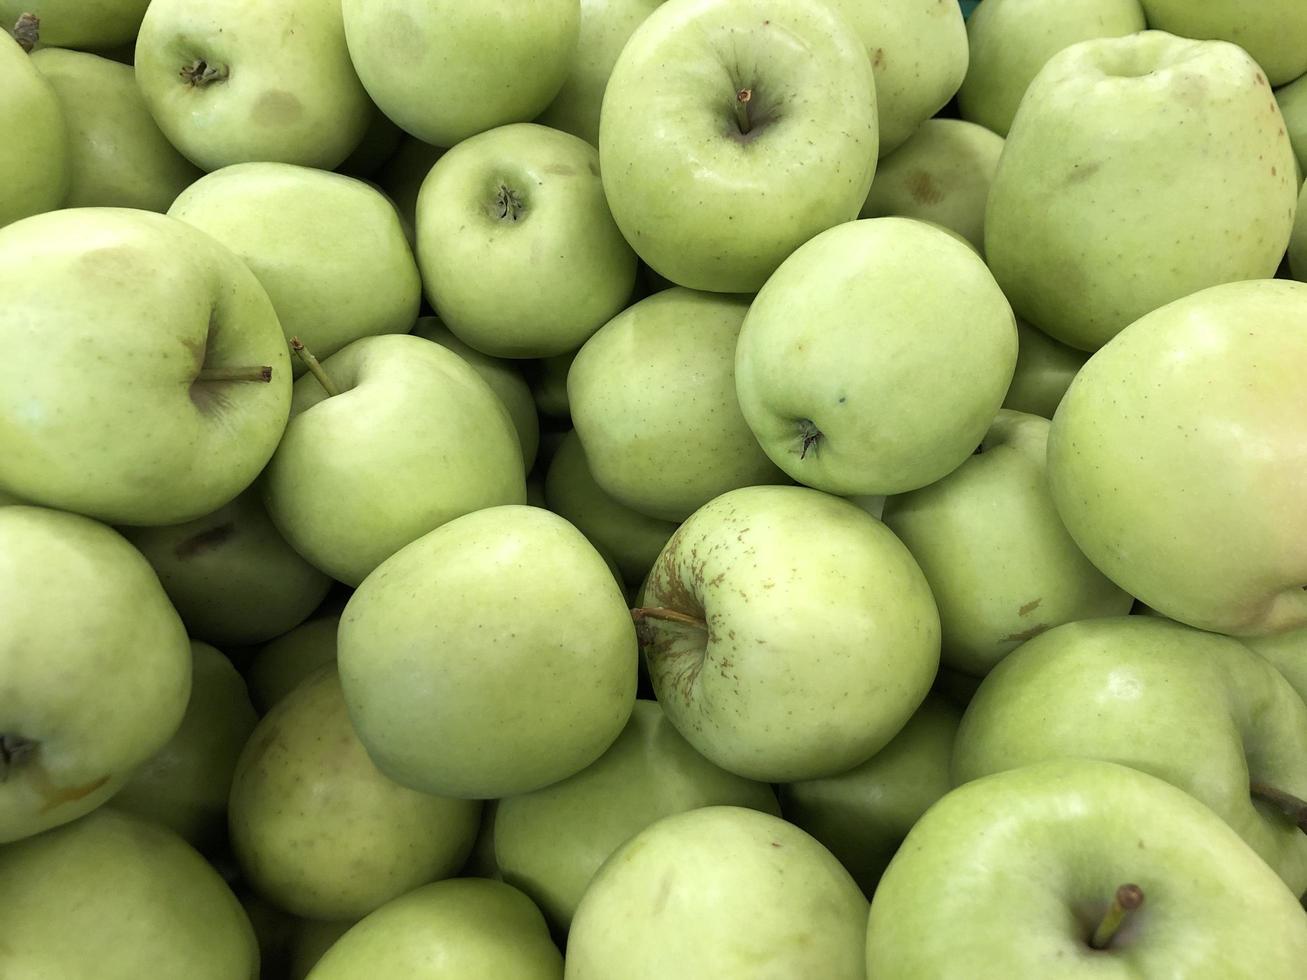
734;88;753;135
631;607;709;632
196;365;273;383
1089;884;1144;950
290;337;340;397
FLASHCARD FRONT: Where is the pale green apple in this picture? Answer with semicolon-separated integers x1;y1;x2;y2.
0;0;150;49
1277;73;1307;178
31;49;201;211
1245;628;1307;705
883;411;1132;677
246;615;340;714
1139;0;1307;86
170;163;421;362
1002;318;1090;418
860;118;1004;253
599;0;878;292
954;617;1307;894
307;879;562;980
867;759;1307;978
958;0;1146;137
262;333;526;587
569;288;788;521
536;0;663;146
0;506;191;842
413;317;539;471
567;806;868;979
639;485;940;781
342;0;579;148
340;505;636;799
229;666;480;921
1048;280;1307;635
0;808;258;978
986;31;1298;351
112;641;258;850
121;488;332;647
0;208;291;525
135;0;372;170
736;217;1017;496
529;351;576;419
780;694;960;895
375;135;444;239
0;29;69;228
544;431;678;586
416;123;636;358
488;699;779;930
288;917;355;980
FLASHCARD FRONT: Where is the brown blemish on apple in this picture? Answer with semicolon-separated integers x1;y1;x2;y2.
1004;623;1050;644
254;90;303;126
1065;161;1102;184
37;773;111;814
174;521;238;559
1018;598;1042;617
872;48;886;70
906;170;945;206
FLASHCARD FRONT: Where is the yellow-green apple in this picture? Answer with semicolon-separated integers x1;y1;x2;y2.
0;0;150;49
1138;0;1307;86
246;616;340;714
569;288;787;521
985;31;1298;351
736;217;1017;496
0;25;68;227
1048;280;1307;635
415;123;636;358
598;0;878;292
0;506;191;842
1002;319;1089;418
1277;73;1307;176
339;505;637;798
0;208;291;525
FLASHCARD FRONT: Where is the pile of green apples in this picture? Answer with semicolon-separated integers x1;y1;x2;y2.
4;0;1307;976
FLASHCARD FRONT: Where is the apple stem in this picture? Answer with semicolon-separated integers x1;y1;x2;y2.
1089;884;1144;950
733;88;754;135
1251;782;1307;833
11;12;38;52
0;733;36;782
180;58;229;87
196;365;273;383
631;607;708;631
290;337;340;397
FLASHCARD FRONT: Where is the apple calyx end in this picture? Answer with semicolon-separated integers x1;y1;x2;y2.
0;734;37;781
491;184;526;223
1089;883;1144;950
797;419;822;460
11;12;39;52
180;58;229;87
290;337;341;397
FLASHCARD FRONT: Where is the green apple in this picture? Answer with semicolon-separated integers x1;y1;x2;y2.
0;1;150;49
0;27;69;228
262;333;526;587
121;488;332;647
30;49;201;211
0;808;259;978
736;217;1017;496
882;410;1132;677
867;759;1307;978
416;123;636;358
1138;0;1307;86
567;805;868;979
985;31;1298;351
953;617;1307;894
229;666;480;921
860;118;1004;253
638;485;940;781
170;163;421;363
246;615;340;714
1277;73;1307;178
1048;280;1307;635
339;505;636;799
342;0;579;148
958;0;1147;137
375;135;444;239
1002;318;1090;418
569;288;787;521
536;0;663;146
135;0;372;170
544;431;678;586
779;694;961;895
488;699;779;930
112;641;258;850
529;351;576;419
0;207;291;525
307;879;562;980
598;0;878;292
289;917;356;980
1245;628;1307;705
0;506;191;842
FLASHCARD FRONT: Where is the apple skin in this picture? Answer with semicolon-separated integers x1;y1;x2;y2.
170;163;421;364
1048;279;1307;636
958;0;1147;137
867;759;1307;979
488;699;779;931
112;641;258;850
639;485;940;782
1277;73;1307;178
261;333;527;587
121;488;332;648
415;123;636;359
342;0;579;148
246;615;340;714
307;879;562;980
735;217;1017;497
882;410;1132;677
1138;0;1307;86
0;32;69;229
135;0;372;171
338;505;637;799
985;31;1299;352
566;805;868;980
0;1;150;49
0;506;192;843
0;207;292;526
1002;318;1089;419
598;0;878;293
569;288;788;522
1244;628;1307;706
0;808;259;979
